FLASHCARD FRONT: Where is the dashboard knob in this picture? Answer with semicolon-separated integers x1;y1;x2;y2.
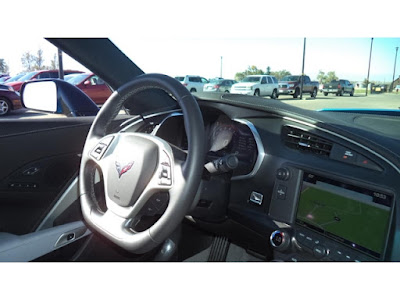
270;230;290;250
276;168;290;181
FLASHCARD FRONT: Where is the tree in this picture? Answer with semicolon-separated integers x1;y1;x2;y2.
266;66;271;75
21;51;34;71
317;70;326;83
0;59;9;74
33;49;45;70
325;71;338;83
270;69;291;80
235;65;264;81
316;70;338;84
49;53;58;70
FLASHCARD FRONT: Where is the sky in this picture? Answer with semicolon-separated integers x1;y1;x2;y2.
2;37;399;84
1;1;399;84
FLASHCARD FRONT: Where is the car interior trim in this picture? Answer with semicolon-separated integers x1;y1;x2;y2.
35;177;80;231
231;118;265;180
283;116;400;174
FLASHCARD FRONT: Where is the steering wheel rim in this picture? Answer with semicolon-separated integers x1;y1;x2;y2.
79;74;205;253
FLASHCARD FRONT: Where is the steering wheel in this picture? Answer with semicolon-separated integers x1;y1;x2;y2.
79;74;205;253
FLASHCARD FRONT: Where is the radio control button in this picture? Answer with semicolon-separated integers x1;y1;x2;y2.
303;235;314;248
276;185;287;200
276;168;290;181
296;231;306;242
313;245;326;258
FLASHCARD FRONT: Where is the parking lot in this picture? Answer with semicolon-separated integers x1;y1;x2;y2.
278;92;400;111
2;92;400;120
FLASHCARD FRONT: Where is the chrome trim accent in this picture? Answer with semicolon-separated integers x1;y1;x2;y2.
36;177;80;231
143;109;182;120
119;109;182;133
232;119;265;180
283;117;400;174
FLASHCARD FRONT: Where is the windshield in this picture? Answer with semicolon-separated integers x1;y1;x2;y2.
281;76;300;82
64;74;89;85
241;76;261;83
5;73;26;83
18;71;39;82
1;36;400;116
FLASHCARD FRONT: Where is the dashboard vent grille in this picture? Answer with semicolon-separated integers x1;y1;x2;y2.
283;126;333;157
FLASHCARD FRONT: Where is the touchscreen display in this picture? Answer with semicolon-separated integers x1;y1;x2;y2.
296;173;392;258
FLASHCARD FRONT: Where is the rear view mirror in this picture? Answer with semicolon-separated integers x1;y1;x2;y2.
21;79;99;117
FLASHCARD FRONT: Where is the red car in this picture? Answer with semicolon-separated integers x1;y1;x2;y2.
5;69;83;92
64;72;112;105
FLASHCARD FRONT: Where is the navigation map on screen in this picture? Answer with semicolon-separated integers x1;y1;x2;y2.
296;174;391;257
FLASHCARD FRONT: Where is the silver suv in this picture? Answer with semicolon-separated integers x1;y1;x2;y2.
175;75;209;93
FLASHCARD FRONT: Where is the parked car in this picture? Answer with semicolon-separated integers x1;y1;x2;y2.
0;75;10;83
230;75;279;98
278;75;319;98
203;79;237;93
0;87;21;116
371;84;388;94
394;85;400;93
322;79;354;96
3;73;26;83
175;75;209;93
64;72;112;105
0;83;15;91
5;69;83;92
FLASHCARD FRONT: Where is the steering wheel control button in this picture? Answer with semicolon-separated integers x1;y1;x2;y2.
276;168;290;181
313;245;326;258
249;191;263;205
158;151;172;186
91;143;108;160
276;185;287;200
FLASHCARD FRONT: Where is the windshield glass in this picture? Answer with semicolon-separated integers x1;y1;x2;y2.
281;76;300;82
1;35;400;117
241;76;261;83
5;73;26;83
64;74;89;85
18;71;39;81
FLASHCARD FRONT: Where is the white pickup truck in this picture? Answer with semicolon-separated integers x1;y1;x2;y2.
230;75;279;98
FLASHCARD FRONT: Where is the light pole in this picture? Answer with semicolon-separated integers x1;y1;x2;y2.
300;37;306;100
391;47;398;92
220;56;223;78
366;38;373;96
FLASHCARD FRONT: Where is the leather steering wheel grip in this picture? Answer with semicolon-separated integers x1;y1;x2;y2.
79;74;205;253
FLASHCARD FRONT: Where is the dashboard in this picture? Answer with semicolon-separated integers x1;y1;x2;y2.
122;95;400;262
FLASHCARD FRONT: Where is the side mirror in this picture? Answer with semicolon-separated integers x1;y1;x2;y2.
21;79;100;117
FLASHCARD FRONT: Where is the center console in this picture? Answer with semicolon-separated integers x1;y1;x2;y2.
268;166;394;262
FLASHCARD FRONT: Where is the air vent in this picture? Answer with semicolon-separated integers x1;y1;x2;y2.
283;126;333;157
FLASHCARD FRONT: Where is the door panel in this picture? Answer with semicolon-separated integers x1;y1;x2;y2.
0;118;93;235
